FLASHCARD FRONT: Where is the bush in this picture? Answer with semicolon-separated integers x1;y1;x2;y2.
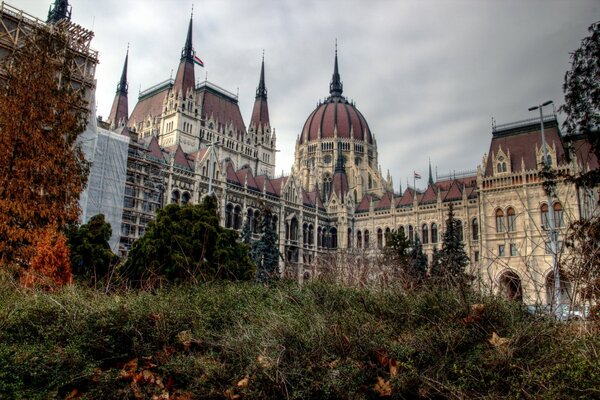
0;279;598;398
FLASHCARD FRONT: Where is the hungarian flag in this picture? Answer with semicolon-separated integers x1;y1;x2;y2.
193;50;204;67
414;171;421;179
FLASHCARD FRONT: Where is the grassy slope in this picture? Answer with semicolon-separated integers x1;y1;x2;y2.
0;278;598;399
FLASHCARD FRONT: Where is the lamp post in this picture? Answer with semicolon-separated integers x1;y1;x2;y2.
528;100;561;319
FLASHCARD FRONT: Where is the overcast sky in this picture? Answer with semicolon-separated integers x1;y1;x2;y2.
21;0;599;190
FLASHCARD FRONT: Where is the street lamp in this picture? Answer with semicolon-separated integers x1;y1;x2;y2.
528;100;561;320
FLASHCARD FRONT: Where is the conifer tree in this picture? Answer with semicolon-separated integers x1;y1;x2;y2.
408;234;428;282
0;26;89;267
432;204;469;283
241;214;252;244
254;210;281;282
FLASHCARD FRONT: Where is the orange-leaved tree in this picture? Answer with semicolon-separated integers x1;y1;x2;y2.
0;26;89;271
20;225;72;289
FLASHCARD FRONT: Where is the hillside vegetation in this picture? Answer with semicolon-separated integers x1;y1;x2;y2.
0;277;598;399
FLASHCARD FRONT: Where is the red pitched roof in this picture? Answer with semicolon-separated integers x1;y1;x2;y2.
444;180;463;201
375;191;392;210
236;168;260;191
396;187;416;207
269;176;289;196
420;185;438;204
484;119;565;177
173;145;192;170
332;171;349;199
226;162;240;184
128;85;171;128
356;194;372;212
199;87;246;139
254;175;278;196
250;97;269;130
146;136;165;162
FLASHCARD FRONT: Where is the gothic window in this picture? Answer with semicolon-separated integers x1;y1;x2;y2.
495;209;505;233
456;220;463;240
368;174;373;189
253;211;261;234
408;225;414;242
247;209;254;233
471;218;479;241
540;203;549;228
181;192;191;205
347;228;352;248
431;223;438;244
364;230;370;248
290;218;298;241
225;204;233;229
422;224;429;244
331;228;338;249
357;230;362;248
171;190;180;204
399;226;405;235
233;205;242;230
506;207;516;232
308;224;314;245
318;227;323;248
554;202;564;228
377;228;383;249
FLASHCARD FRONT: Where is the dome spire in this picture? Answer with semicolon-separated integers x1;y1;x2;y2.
181;11;194;62
173;9;196;94
329;39;343;98
116;44;129;96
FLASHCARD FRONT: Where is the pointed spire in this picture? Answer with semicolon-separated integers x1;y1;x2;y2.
173;10;196;94
181;12;194;62
47;0;71;24
108;47;130;130
428;158;434;186
329;39;343;98
256;50;267;99
250;53;270;130
116;44;129;95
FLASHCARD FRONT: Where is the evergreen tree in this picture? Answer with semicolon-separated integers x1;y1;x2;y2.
433;204;470;283
0;26;89;267
123;195;254;285
67;214;117;284
241;214;252;244
254;210;281;282
384;228;410;267
408;234;428;282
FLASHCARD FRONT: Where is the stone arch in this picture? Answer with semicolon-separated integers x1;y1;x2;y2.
498;269;523;302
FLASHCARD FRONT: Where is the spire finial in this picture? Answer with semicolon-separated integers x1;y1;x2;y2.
256;51;267;99
329;39;343;98
181;10;194;61
116;46;129;95
428;157;434;186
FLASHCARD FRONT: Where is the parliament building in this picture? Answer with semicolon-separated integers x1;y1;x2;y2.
6;2;598;307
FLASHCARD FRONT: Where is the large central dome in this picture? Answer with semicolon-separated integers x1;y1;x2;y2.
299;50;373;145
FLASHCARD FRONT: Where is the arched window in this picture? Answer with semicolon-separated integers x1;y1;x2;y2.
247;209;254;233
309;225;314;246
302;223;308;246
495;209;505;233
347;228;352;248
422;224;429;244
272;215;278;232
399;226;405;235
540;203;549;228
331;228;338;249
377;228;383;249
502;162;507;172
233;205;242;230
364;230;370;248
499;270;523;302
385;227;391;247
507;207;516;232
253;211;261;234
408;225;414;242
171;190;180;204
357;231;362;248
181;192;191;205
225;204;233;229
456;220;463;240
317;227;323;248
471;218;479;241
290;218;298;241
431;223;438;244
553;202;564;228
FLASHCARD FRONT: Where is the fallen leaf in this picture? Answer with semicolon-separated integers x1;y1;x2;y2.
472;303;485;316
237;376;250;388
257;355;274;369
375;348;390;367
389;358;398;377
374;376;392;397
224;388;241;399
489;332;509;348
120;358;138;380
64;389;80;400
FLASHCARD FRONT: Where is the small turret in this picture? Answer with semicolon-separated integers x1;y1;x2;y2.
47;0;71;24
